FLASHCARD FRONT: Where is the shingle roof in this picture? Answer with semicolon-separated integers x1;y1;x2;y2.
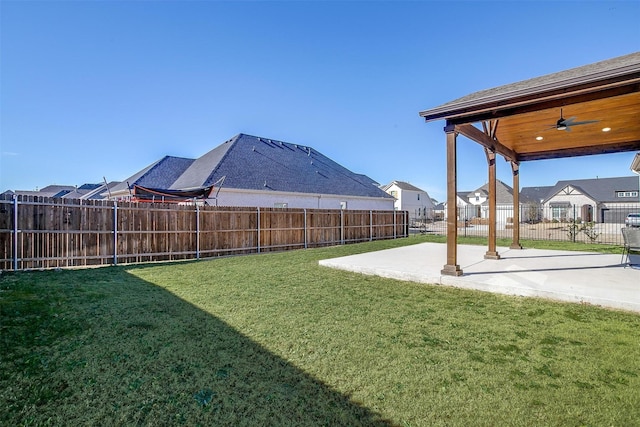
170;138;234;189
381;181;426;192
520;186;554;204
115;134;392;200
110;156;194;194
38;185;76;197
545;176;639;203
419;52;640;121
192;134;391;198
470;180;514;204
78;183;102;191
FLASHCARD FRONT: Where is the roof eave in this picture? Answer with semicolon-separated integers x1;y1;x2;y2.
419;68;640;123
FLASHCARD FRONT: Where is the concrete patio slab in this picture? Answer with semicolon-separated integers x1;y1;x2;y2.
319;242;640;313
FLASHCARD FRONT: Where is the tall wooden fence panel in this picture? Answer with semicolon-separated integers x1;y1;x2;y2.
0;195;408;270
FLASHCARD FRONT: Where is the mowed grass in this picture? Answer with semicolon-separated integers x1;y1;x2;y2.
2;236;639;426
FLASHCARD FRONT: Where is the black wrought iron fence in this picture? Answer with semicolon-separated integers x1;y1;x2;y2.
410;202;640;246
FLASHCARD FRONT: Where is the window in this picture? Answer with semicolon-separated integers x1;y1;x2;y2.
417;194;420;200
552;207;568;220
617;191;638;198
340;201;347;210
390;190;397;198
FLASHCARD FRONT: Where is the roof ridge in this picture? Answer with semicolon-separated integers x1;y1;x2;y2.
203;134;242;186
134;155;172;187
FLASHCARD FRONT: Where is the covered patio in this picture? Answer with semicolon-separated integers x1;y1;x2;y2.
418;52;640;276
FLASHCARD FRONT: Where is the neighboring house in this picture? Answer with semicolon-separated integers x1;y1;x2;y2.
5;182;121;200
442;190;472;221
12;185;77;198
541;176;639;223
381;181;435;222
60;183;122;200
447;180;515;224
520;186;554;223
439;176;639;226
108;133;395;210
433;202;445;220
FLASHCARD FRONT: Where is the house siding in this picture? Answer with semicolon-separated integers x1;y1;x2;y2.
382;181;435;222
213;189;394;210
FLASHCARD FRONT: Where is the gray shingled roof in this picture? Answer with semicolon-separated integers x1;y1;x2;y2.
545;176;639;203
420;51;640;120
470;180;514;205
171;139;234;189
37;185;76;197
192;134;391;198
110;156;194;194
115;134;392;200
520;186;554;204
381;181;426;193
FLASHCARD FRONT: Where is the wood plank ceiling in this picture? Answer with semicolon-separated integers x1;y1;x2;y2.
420;52;640;163
490;90;640;161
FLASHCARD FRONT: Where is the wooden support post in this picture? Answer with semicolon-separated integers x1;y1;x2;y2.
510;161;523;249
442;125;463;276
484;148;500;260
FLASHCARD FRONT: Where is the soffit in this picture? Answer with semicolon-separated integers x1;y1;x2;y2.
420;52;640;162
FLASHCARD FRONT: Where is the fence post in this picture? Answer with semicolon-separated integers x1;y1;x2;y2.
340;209;344;245
464;206;468;237
12;195;18;271
113;201;118;266
196;204;200;260
369;210;373;242
405;211;409;237
393;210;397;239
304;208;308;249
257;207;261;253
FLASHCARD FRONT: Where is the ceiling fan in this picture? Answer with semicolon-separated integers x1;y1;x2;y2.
548;108;599;131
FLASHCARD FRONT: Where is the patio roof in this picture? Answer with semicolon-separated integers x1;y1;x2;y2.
419;51;640;162
419;52;640;276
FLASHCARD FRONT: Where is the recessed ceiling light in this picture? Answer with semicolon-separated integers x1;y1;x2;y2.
602;127;611;132
536;136;543;141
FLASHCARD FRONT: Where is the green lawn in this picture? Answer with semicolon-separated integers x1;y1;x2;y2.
2;236;639;426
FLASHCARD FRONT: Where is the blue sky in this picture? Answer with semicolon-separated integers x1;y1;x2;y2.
1;1;639;202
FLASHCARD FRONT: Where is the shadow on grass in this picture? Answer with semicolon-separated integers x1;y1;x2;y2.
1;267;391;426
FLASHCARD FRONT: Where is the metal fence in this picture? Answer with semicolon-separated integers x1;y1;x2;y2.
0;195;408;271
411;202;640;245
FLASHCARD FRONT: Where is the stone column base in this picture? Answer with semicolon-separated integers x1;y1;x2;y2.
484;251;501;260
441;264;463;276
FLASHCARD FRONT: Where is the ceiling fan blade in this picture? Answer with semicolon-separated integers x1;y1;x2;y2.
567;120;599;126
562;117;577;125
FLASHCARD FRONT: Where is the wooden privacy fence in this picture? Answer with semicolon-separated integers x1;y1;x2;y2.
0;195;408;270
